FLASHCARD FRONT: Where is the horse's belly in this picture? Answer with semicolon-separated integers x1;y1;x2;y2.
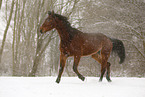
81;45;101;56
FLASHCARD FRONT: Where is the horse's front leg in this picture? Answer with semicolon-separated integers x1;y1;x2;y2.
73;56;85;81
56;54;67;83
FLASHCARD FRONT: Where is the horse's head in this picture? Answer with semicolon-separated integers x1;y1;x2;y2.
40;10;56;34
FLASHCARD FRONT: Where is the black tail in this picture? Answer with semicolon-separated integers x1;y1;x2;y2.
110;38;125;64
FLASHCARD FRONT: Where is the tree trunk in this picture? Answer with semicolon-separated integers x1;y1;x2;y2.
143;40;145;54
29;32;54;76
12;0;18;76
0;0;2;9
141;31;145;54
29;56;41;76
0;0;15;64
140;31;145;56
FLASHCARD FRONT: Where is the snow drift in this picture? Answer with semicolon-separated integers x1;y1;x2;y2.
0;77;145;97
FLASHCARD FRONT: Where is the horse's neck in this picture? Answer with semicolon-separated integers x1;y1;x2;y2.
56;24;75;42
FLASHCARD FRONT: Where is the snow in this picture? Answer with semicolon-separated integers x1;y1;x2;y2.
0;77;145;97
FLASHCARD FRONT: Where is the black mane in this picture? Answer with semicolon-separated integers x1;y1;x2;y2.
48;12;79;41
55;14;77;41
54;13;71;26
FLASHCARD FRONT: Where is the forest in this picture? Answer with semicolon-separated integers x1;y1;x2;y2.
0;0;145;77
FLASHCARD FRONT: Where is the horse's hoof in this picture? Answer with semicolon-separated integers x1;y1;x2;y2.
79;76;85;81
99;79;102;82
82;77;85;81
106;76;112;82
56;78;60;84
78;75;85;81
107;79;112;82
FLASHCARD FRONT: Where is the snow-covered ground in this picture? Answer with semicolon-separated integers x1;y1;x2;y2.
0;77;145;97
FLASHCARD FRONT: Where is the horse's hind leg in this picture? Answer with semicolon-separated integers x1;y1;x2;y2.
99;50;111;82
92;53;102;64
92;53;107;81
92;53;111;82
99;60;107;82
106;62;112;82
92;53;106;81
73;56;85;81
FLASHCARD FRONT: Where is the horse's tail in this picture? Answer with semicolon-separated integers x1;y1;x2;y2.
110;38;125;64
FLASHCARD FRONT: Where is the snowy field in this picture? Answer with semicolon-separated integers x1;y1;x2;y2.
0;77;145;97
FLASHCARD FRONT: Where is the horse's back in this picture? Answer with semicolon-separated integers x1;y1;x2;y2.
77;32;112;56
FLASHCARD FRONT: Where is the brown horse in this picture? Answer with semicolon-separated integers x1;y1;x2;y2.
40;11;125;83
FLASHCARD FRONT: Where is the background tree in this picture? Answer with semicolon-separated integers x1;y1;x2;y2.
76;0;145;77
0;0;14;63
0;0;2;9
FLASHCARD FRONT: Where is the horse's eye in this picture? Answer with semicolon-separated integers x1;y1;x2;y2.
47;19;50;22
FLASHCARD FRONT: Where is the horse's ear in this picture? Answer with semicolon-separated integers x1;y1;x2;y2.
51;10;55;16
48;10;55;17
48;11;51;15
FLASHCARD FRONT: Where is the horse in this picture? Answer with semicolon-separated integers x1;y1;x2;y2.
40;11;125;83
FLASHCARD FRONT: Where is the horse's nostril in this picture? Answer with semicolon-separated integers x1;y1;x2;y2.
40;29;43;33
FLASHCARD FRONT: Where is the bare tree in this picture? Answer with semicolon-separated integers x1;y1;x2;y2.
77;0;145;77
12;0;18;76
0;0;2;9
0;0;15;64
